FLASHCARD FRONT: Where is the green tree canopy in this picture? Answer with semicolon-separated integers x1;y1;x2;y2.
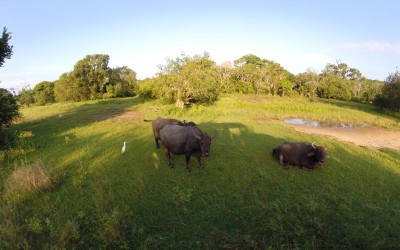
72;54;111;100
318;61;383;101
54;72;86;102
33;81;55;105
106;66;137;98
0;27;13;67
0;88;20;128
153;53;220;106
54;54;137;102
294;70;320;97
374;69;400;112
231;54;293;95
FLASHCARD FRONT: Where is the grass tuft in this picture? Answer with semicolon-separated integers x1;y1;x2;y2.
3;161;53;204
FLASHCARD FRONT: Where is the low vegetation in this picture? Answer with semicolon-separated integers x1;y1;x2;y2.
1;95;399;248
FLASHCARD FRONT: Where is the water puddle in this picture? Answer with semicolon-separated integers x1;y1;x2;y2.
284;118;367;128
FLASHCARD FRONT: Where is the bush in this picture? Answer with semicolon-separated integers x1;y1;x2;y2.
0;129;17;150
374;70;400;112
0;88;20;128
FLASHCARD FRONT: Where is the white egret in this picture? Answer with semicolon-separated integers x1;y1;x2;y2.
122;142;126;154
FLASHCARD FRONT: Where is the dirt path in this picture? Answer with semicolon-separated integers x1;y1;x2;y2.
287;124;400;150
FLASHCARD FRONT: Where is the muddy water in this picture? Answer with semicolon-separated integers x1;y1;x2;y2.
284;119;400;150
284;118;367;128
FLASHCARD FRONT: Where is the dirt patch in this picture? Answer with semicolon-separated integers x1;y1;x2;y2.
113;110;142;121
288;124;400;150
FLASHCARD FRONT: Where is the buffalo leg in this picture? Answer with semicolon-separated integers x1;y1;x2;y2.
164;149;173;168
196;156;203;168
278;154;284;165
185;154;192;172
155;138;160;149
279;154;289;169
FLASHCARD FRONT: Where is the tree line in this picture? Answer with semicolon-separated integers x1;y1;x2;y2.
18;52;391;108
2;27;400;137
18;54;137;105
139;52;393;107
10;52;400;113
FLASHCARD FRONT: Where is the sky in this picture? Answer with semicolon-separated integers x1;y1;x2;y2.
1;0;399;91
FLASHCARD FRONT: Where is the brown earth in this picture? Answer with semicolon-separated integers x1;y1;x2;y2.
287;124;400;150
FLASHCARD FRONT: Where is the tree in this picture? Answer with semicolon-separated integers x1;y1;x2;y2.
106;66;137;98
362;79;383;103
323;61;362;80
33;81;55;105
0;27;13;67
0;88;20;128
72;54;111;100
17;85;35;106
0;28;19;149
154;53;220;106
232;54;294;95
54;73;84;102
53;54;114;102
319;61;362;101
319;73;352;100
294;70;320;97
374;69;400;112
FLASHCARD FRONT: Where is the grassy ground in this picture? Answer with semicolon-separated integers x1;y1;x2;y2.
1;95;400;249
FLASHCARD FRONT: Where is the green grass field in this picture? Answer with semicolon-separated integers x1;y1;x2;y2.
1;95;400;249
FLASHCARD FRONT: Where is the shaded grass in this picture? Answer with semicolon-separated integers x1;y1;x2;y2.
0;95;400;249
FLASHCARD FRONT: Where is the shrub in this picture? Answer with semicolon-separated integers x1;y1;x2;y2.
3;161;53;204
0;88;20;128
374;70;400;112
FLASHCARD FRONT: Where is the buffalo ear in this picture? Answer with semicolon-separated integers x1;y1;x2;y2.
307;151;315;157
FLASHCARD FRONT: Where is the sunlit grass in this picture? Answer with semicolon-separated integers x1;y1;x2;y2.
0;95;399;248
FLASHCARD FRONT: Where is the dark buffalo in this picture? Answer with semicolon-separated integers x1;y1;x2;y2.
272;142;327;170
144;117;196;149
159;124;217;172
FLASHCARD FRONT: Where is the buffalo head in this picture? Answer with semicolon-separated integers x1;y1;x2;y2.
308;143;327;167
192;128;217;157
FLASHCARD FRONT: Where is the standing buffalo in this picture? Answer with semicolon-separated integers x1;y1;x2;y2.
144;117;196;149
272;142;327;170
159;124;217;172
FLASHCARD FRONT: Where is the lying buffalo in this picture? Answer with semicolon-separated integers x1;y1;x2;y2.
144;117;196;149
160;124;217;172
272;142;327;170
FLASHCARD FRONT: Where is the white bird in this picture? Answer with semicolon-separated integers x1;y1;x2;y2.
122;142;126;154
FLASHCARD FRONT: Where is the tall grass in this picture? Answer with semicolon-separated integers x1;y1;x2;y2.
0;95;399;248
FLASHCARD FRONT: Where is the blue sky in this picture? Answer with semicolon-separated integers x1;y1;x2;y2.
1;0;399;90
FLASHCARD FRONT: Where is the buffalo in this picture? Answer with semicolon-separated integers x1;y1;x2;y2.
159;124;217;172
272;142;327;170
144;117;196;149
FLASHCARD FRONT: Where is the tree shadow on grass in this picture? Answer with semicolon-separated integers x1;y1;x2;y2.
4;97;145;164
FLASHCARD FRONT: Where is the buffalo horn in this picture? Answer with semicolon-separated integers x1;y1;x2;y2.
311;142;317;149
192;128;201;140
